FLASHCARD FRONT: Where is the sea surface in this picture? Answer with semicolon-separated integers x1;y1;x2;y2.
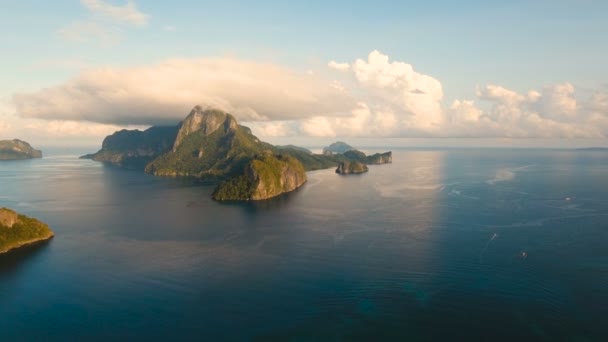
1;149;607;341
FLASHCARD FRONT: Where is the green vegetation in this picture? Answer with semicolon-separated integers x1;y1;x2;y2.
213;153;306;201
146;117;269;179
0;208;54;254
86;107;392;201
322;141;355;154
0;139;42;160
80;126;178;169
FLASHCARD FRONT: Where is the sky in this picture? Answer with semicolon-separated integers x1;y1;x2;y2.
1;0;608;148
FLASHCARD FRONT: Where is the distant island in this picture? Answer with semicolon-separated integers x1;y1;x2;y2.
83;106;392;201
576;147;608;151
0;139;42;160
336;161;369;174
323;141;355;155
0;208;54;255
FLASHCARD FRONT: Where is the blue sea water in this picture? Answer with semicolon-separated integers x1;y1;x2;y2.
0;149;607;341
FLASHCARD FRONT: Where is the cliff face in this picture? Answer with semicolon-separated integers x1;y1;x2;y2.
173;106;235;151
248;154;307;200
145;109;255;178
80;126;178;169
336;161;369;174
0;139;42;160
213;154;307;201
366;151;392;165
0;208;54;254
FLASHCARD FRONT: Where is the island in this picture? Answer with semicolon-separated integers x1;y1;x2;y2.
0;139;42;160
0;208;54;254
83;105;392;201
336;161;369;174
323;141;355;155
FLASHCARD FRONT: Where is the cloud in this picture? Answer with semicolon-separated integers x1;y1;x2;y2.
328;61;350;71
13;57;355;126
11;50;608;139
252;52;608;139
23;119;139;137
58;1;148;44
0;120;10;133
81;0;148;26
162;25;177;32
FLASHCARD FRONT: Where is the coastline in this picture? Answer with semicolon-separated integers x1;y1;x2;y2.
0;233;54;255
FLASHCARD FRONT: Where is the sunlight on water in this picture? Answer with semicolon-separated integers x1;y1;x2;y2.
1;149;607;340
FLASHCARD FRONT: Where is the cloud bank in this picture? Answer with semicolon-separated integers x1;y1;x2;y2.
12;51;608;139
13;58;354;126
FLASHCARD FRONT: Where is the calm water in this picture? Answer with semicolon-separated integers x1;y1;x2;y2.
1;149;607;341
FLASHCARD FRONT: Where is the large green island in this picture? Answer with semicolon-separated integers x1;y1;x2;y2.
82;106;392;201
0;208;54;254
0;139;42;160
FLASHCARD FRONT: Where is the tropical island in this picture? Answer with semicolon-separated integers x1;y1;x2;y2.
0;208;54;255
336;161;369;174
82;106;392;200
0;139;42;160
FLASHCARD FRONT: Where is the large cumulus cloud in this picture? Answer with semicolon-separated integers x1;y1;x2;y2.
13;57;355;126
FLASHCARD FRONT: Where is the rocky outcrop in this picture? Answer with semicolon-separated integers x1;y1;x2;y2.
336;161;368;174
213;153;307;201
0;208;18;228
144;110;245;178
0;208;54;254
0;139;42;160
366;151;392;164
173;106;236;151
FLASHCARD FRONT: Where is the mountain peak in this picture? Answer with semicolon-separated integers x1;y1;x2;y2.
173;106;234;151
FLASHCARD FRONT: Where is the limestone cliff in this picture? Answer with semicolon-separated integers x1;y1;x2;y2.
145;109;254;178
213;153;307;201
0;139;42;160
336;161;369;174
173;106;237;151
366;151;392;164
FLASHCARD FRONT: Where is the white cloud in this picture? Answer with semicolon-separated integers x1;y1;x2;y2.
23;119;138;137
0;120;10;133
243;121;296;137
81;0;148;26
13;57;355;126
162;25;176;32
328;61;350;71
11;50;608;140
58;1;148;44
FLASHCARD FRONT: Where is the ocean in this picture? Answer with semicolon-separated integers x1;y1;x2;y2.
1;149;607;341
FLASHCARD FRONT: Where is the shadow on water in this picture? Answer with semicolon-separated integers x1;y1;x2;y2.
218;185;303;216
0;239;52;279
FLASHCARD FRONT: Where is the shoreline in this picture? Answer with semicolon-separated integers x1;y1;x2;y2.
0;234;54;255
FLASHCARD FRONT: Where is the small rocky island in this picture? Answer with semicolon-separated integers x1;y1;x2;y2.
0;208;54;254
336;161;369;174
83;106;392;201
0;139;42;160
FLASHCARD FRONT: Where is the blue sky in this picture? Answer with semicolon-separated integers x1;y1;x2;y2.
1;0;608;147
